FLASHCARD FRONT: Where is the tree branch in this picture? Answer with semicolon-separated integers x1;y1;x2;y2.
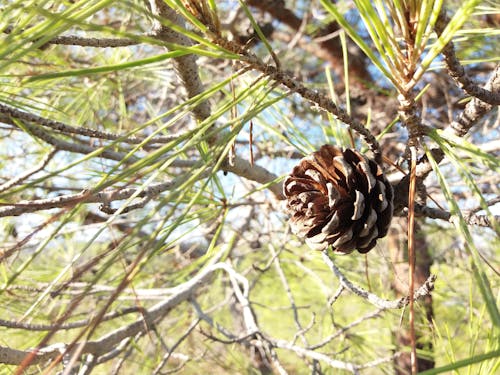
413;204;500;229
147;0;286;198
321;251;436;310
0;306;144;331
393;65;500;212
0;259;230;366
244;59;382;163
0;148;57;193
0;174;207;217
147;0;211;121
0;103;178;146
246;0;372;85
42;35;140;48
435;9;500;105
3;26;141;48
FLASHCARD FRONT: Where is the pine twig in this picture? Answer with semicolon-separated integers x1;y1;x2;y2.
0;103;177;145
0;173;207;217
321;251;436;310
435;9;500;106
0;148;57;193
3;26;141;48
413;204;500;229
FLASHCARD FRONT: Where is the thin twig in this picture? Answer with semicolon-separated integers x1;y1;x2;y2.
0;170;209;217
321;251;436;310
0;148;57;193
152;319;200;375
269;244;309;346
308;308;383;350
0;103;179;145
328;285;345;306
271;339;360;374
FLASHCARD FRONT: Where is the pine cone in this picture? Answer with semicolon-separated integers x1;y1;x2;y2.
283;145;393;254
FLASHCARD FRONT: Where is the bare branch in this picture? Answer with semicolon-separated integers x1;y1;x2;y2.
0;258;229;366
3;26;141;48
271;339;359;374
0;148;57;193
0;103;178;145
0;306;144;331
190;299;239;341
43;35;140;48
269;243;310;347
414;203;500;229
308;308;383;350
321;251;436;310
152;319;200;375
0;174;206;217
222;156;284;199
449;64;500;136
328;285;345;306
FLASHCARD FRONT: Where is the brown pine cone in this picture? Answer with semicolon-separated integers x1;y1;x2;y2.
283;144;393;254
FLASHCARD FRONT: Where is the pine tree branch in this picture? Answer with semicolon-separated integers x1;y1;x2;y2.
41;35;140;48
435;9;500;105
246;0;371;84
448;64;500;136
0;173;206;217
0;103;178;145
4;120;137;163
244;61;382;163
3;26;141;48
413;204;500;229
0;258;229;366
393;65;500;212
147;0;211;121
321;251;436;310
0;148;57;193
147;0;285;198
0;306;144;331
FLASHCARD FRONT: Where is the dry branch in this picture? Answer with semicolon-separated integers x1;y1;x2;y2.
321;251;436;310
0;260;227;366
0;177;195;217
0;148;57;193
0;104;178;145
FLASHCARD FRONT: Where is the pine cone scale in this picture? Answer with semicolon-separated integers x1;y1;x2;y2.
351;190;365;220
